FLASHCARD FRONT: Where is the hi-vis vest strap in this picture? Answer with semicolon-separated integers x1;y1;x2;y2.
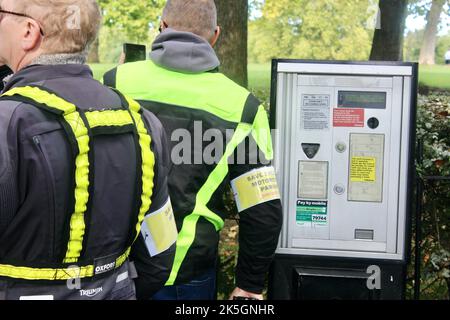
0;86;155;281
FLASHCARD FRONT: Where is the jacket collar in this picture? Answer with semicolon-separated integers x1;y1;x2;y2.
2;63;93;93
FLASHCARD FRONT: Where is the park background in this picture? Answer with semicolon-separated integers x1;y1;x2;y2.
89;0;449;300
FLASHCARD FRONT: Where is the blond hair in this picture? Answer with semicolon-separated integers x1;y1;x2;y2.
13;0;101;55
162;0;217;41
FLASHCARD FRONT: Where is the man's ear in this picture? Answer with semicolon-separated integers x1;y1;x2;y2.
21;19;42;52
210;26;221;47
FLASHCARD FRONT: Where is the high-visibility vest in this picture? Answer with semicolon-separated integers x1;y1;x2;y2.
0;86;155;281
106;60;275;286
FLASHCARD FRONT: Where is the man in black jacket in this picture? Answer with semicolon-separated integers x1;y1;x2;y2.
104;0;283;300
0;0;176;299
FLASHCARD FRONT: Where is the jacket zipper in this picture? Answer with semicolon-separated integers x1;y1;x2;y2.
33;135;57;259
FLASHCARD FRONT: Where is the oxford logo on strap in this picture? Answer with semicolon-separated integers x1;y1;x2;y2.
0;86;155;281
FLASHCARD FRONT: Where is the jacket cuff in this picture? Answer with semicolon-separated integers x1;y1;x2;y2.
235;266;266;295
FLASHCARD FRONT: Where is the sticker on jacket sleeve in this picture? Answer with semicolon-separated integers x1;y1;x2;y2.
140;198;178;257
231;166;280;213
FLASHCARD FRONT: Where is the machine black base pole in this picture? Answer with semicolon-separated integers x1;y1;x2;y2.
268;254;407;300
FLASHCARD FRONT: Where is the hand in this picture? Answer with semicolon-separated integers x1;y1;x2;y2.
229;287;263;300
118;51;126;65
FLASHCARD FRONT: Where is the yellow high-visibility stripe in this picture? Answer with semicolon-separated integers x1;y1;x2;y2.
116;60;251;123
165;123;253;286
2;87;90;264
85;110;134;128
125;97;156;241
3;86;76;114
0;249;131;281
0;264;94;281
251;106;274;161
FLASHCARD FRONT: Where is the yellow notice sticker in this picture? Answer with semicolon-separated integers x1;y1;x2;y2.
350;157;377;182
141;198;178;257
231;166;281;212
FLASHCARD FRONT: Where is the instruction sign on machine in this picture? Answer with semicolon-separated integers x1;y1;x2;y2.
269;60;418;300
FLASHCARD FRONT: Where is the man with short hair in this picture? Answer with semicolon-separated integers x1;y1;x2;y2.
0;0;176;300
104;0;283;300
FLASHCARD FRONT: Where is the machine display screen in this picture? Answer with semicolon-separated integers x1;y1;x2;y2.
338;91;386;109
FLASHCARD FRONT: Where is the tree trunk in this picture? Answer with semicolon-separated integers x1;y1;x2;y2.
87;37;100;63
214;0;248;88
370;0;408;61
419;0;446;65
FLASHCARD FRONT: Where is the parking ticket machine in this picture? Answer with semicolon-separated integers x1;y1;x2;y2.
268;60;418;300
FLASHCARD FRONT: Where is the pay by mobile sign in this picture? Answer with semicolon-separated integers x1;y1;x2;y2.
269;60;418;300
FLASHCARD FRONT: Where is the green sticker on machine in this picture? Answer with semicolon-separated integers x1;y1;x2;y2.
296;200;328;227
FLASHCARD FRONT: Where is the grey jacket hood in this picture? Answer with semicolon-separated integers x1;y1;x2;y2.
150;29;220;73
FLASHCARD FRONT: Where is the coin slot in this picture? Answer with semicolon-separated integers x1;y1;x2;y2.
367;117;379;130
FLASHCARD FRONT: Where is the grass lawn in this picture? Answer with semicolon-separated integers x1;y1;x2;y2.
248;63;450;91
419;65;450;90
91;62;450;90
248;63;272;90
90;63;117;81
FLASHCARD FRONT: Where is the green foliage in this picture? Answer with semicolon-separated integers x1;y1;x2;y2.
90;63;117;81
249;0;264;18
416;92;450;185
411;91;450;300
409;0;435;16
248;0;375;63
409;0;450;17
419;65;450;89
99;0;164;42
436;34;450;64
97;0;164;63
98;27;129;63
218;220;239;300
405;31;450;64
405;30;426;62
